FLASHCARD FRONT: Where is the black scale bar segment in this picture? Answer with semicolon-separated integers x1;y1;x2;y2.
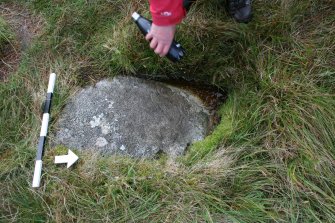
36;136;46;160
43;93;53;114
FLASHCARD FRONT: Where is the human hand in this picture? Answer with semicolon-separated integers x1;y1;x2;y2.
145;23;176;57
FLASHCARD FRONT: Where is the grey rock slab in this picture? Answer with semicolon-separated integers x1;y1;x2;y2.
54;76;210;158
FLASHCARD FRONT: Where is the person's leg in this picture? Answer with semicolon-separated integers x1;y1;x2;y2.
226;0;252;23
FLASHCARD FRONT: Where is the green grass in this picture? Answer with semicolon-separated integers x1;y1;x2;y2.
0;16;14;55
1;0;334;222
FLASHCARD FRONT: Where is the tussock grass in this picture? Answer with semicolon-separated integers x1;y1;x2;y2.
0;0;334;222
0;16;14;55
0;17;13;43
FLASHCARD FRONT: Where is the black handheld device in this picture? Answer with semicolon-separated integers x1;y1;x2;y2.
131;12;185;62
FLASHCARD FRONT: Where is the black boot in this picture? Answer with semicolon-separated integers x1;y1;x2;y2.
227;0;252;23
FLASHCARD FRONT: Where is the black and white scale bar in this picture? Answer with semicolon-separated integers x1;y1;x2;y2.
32;73;56;188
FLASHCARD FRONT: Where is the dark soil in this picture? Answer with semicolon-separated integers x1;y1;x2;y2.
0;3;44;81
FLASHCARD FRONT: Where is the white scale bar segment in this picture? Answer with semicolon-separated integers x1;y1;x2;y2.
40;113;50;137
32;160;43;188
47;73;56;93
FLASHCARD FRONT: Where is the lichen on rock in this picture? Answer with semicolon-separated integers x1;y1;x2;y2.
54;76;210;158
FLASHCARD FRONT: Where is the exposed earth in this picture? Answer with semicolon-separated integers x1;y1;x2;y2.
0;3;44;80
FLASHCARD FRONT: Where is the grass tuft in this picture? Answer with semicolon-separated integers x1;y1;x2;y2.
0;16;15;61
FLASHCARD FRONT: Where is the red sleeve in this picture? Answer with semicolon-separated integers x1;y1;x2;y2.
149;0;186;26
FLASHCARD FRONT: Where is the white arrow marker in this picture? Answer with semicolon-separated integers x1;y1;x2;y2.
54;149;79;168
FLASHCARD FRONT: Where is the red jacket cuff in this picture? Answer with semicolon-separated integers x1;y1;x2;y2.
150;0;186;26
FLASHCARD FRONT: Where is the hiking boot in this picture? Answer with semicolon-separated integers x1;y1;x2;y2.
227;0;252;23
